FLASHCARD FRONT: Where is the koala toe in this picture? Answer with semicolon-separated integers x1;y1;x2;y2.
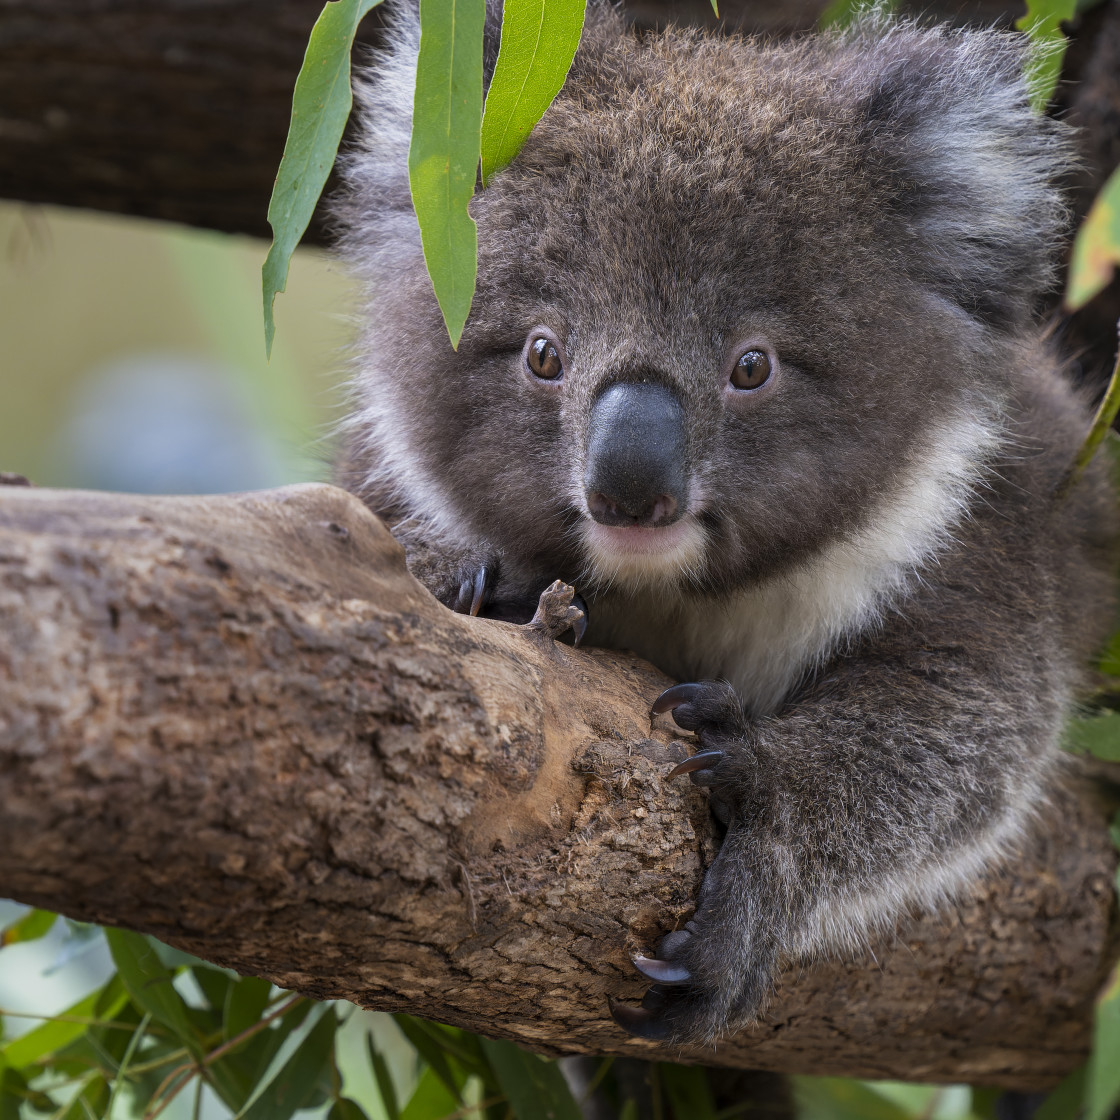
452;563;495;616
652;680;745;736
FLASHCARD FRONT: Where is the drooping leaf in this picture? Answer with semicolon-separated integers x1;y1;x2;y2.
409;0;487;348
1;980;129;1069
1067;166;1120;311
1064;711;1120;762
400;1067;462;1120
0;1065;31;1120
819;0;898;29
105;928;202;1058
480;0;587;185
238;1007;339;1120
1036;1066;1086;1120
368;1033;402;1120
479;1036;582;1120
330;1099;371;1120
224;976;274;1041
0;908;57;948
393;1016;466;1102
1015;0;1076;113
791;1077;914;1120
262;0;385;358
1087;961;1120;1120
659;1063;718;1120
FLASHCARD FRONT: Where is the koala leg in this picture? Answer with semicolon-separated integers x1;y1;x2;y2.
611;646;1058;1046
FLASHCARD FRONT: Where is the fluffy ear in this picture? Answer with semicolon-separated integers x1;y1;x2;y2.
848;24;1072;328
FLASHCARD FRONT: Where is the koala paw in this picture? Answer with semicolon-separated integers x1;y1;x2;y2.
525;580;589;646
612;680;774;1045
449;562;496;616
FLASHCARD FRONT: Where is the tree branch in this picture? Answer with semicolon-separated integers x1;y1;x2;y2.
0;483;1115;1089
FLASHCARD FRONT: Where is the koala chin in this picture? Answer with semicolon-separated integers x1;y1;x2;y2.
333;2;1119;1045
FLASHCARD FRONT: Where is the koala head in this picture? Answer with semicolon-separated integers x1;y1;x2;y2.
336;6;1070;599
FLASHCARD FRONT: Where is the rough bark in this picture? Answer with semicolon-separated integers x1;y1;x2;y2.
0;483;1116;1090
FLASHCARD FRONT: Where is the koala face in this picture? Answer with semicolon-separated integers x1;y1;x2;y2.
339;11;1066;602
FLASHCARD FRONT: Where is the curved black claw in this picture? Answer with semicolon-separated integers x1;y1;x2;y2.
608;998;672;1041
651;682;704;716
571;594;589;648
454;565;491;616
667;749;724;780
633;955;691;984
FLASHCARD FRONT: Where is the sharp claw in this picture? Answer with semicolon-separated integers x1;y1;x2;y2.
667;749;723;779
651;682;702;715
571;610;587;647
469;566;488;616
633;955;691;984
608;997;671;1041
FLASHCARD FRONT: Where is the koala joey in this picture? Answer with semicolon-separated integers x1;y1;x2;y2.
333;2;1118;1045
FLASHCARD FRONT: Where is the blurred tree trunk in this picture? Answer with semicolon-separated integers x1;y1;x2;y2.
0;483;1116;1091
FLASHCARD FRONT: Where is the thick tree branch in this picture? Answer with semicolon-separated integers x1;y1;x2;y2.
0;484;1115;1089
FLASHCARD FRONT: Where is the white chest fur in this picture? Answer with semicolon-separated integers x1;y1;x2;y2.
588;412;999;714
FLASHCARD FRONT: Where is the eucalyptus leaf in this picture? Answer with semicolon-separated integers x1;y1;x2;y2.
330;1098;371;1120
480;0;587;185
1015;0;1076;112
399;1067;461;1120
1036;1066;1086;1120
409;0;487;348
1;982;128;1070
238;1007;339;1120
368;1034;402;1120
1064;710;1120;761
263;0;385;358
479;1036;582;1120
1067;165;1120;311
1087;961;1120;1120
0;908;57;948
791;1077;914;1120
660;1063;718;1119
393;1016;466;1101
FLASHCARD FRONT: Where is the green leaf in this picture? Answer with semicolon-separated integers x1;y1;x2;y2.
409;0;487;348
239;1007;340;1120
791;1077;914;1120
393;1016;466;1102
262;0;385;358
659;1063;717;1119
479;1036;582;1120
0;908;57;948
1015;0;1076;113
1067;166;1120;311
368;1033;402;1120
1088;962;1120;1120
60;1075;110;1120
0;1065;31;1120
400;1067;461;1120
1;981;129;1069
224;976;274;1040
1036;1066;1086;1120
480;0;586;185
105;928;202;1058
1065;711;1120;761
819;0;897;29
330;1099;371;1120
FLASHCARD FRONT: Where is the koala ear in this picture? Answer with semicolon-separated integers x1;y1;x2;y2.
849;25;1072;328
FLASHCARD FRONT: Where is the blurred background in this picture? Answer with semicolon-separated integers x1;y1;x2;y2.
0;199;351;494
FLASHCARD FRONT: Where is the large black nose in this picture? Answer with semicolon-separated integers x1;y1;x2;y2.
584;382;688;528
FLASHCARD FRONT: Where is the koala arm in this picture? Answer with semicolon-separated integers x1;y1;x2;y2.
613;564;1072;1046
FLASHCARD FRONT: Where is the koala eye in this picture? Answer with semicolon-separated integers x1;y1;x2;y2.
525;333;564;381
730;349;772;391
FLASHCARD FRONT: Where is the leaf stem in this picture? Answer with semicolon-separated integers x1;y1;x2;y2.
1058;318;1120;498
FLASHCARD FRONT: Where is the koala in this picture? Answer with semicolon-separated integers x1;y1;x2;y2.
333;3;1118;1045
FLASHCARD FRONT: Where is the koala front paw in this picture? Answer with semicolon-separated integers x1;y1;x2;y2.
613;680;775;1045
448;562;496;616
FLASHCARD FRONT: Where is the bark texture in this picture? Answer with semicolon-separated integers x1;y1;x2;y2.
0;483;1116;1090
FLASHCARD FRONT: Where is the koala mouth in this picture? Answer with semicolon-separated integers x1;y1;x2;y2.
581;517;708;584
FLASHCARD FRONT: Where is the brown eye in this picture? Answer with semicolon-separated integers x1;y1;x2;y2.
526;335;563;381
730;350;772;390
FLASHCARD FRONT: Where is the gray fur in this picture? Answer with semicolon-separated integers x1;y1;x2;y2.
333;4;1117;1045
